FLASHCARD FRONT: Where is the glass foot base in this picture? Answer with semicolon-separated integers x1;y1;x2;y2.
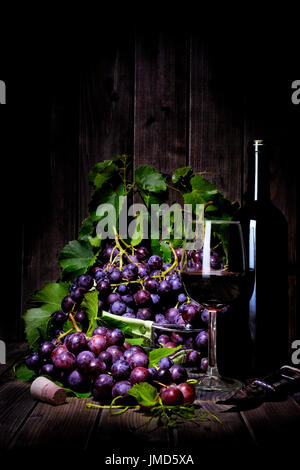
195;373;242;392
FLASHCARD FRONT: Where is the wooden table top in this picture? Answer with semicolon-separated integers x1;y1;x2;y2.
1;343;300;464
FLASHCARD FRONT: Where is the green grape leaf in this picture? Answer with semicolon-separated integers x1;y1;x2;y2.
127;383;159;407
24;282;69;348
88;159;119;187
160;241;172;263
172;166;193;184
135;166;167;193
148;346;182;368
58;240;98;281
14;361;36;382
124;337;147;346
81;290;99;337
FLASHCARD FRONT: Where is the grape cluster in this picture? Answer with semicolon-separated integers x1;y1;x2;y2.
26;328;195;405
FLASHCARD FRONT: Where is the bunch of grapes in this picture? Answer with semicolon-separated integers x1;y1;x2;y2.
25;327;196;405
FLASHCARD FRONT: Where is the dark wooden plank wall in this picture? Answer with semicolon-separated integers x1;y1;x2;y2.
2;34;296;349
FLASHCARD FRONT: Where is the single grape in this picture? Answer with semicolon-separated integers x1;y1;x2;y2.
70;286;86;302
175;314;186;326
74;311;89;330
157;280;171;295
88;334;108;354
156;368;172;385
128;351;149;368
136;246;150;261
51;344;68;361
165;341;179;348
137;307;152;320
76;350;95;372
40;363;56;378
111;380;132;399
51;310;67;325
123;346;142;362
178;293;187;304
53;351;76;371
151;293;161;306
147;255;162;270
93;374;114;400
107;292;121;304
160;386;184;406
158;356;174;369
87;358;107;376
106;328;125;346
122;264;138;281
175;248;182;260
106;345;124;363
96;279;111;296
182;304;197;323
102;246;118;260
109;268;122;283
77;274;94;290
148;367;157;379
171;332;184;344
195;330;209;350
111;300;126;315
65;332;87;354
177;382;196;404
210;253;220;269
117;284;128;294
171;278;182;291
92;326;108;336
130;367;152;384
157;334;170;345
67;369;89;391
38;341;55;359
186;350;200;366
111;359;131;380
184;337;195;350
165;308;180;324
98;350;112;367
200;357;208;372
133;289;151;306
94;268;106;282
25;352;40;371
121;294;134;305
169;365;188;384
122;312;136;318
154;314;168;325
137;263;150;279
144;277;159;293
61;295;76;313
192;250;203;264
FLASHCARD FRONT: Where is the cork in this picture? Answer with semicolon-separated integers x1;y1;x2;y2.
30;376;67;405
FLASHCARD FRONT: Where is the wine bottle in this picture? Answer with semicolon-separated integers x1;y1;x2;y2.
237;139;288;376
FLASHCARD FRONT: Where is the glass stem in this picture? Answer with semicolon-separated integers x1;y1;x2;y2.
207;309;220;377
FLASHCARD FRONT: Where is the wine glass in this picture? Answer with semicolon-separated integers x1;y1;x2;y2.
180;220;248;392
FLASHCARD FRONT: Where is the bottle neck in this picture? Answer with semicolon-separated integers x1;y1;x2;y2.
248;140;270;202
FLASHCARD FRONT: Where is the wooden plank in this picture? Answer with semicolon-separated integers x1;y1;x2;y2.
134;32;188;202
189;37;244;203
89;406;170;451
21;62;79;339
173;391;255;451
240;396;300;450
79;35;135;223
0;380;37;449
0;342;28;377
8;396;100;451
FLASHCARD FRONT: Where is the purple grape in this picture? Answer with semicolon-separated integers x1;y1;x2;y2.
93;374;114;400
61;295;76;312
171;332;184;344
178;293;187;304
128;351;149;368
109;269;122;283
144;278;159;292
53;351;76;371
94;268;106;281
76;350;95;372
102;246;118;260
148;367;157;379
158;280;171;295
92;326;108;336
40;363;56;378
74;311;89;330
175;248;182;260
169;364;188;384
51;345;68;361
186;350;200;366
121;294;134;305
200;357;208;372
67;369;89;391
122;312;136;318
133;289;151;306
165;308;180;324
98;299;104;312
182;304;197;323
123;347;142;362
77;274;94;290
111;301;126;315
201;309;209;324
130;367;152;384
151;293;161;305
157;334;170;345
112;380;132;399
51;310;67;325
156;368;172;385
106;345;124;363
137;263;150;279
111;360;131;380
154;314;168;325
70;286;86;302
122;264;138;281
147;255;162;270
137;307;152;320
25;352;40;371
158;356;174;369
136;246;150;261
98;350;112;367
107;292;121;304
39;341;55;359
88;358;107;376
106;328;125;346
96;279;111;296
88;334;108;354
210;254;220;269
184;336;194;349
65;332;87;354
117;284;128;294
171;278;182;291
195;330;209;350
